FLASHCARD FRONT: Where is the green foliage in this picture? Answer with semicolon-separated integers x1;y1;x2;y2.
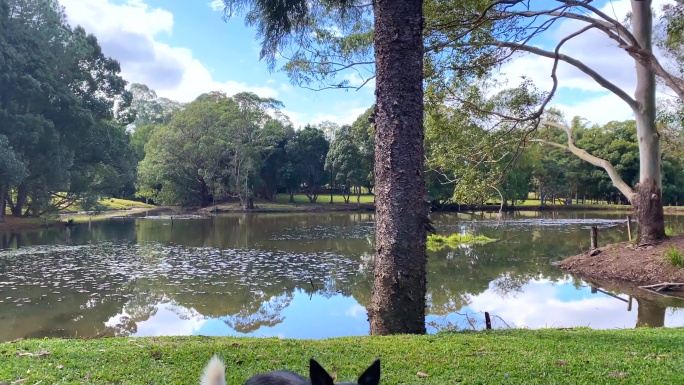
129;83;183;128
3;329;684;384
0;0;135;216
285;125;329;203
665;227;675;237
427;233;495;251
664;246;684;268
350;105;375;190
325;125;363;202
0;135;27;189
136;92;292;207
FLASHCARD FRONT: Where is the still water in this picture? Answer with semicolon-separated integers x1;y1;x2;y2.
1;211;683;342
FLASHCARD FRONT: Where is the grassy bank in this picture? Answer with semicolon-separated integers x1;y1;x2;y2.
1;199;159;233
1;329;683;384
59;198;156;214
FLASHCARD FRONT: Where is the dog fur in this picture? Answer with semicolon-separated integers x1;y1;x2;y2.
200;355;380;385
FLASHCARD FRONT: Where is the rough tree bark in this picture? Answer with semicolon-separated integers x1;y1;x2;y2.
367;0;427;335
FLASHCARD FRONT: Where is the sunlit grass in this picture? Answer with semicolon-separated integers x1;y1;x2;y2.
664;246;684;268
275;193;375;204
427;233;495;251
2;329;684;384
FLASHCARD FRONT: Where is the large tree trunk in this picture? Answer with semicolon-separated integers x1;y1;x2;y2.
367;0;427;335
632;0;665;244
9;184;27;216
0;185;5;221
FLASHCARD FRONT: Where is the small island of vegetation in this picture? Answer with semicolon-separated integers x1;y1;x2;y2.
427;233;496;251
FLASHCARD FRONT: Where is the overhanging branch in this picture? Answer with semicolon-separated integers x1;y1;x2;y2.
533;120;636;202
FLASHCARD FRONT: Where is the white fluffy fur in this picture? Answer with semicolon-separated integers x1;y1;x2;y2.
201;355;226;385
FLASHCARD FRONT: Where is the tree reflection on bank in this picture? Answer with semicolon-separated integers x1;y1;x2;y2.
1;211;683;341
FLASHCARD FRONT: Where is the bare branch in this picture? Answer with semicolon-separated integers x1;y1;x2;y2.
495;41;639;111
533;120;636;202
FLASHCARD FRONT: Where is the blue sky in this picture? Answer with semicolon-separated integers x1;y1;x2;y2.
57;0;672;129
58;0;375;128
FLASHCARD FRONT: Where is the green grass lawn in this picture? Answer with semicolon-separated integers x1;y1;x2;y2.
4;198;155;216
60;198;156;213
1;329;683;384
275;193;376;204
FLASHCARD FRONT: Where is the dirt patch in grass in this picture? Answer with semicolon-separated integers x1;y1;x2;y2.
558;234;684;286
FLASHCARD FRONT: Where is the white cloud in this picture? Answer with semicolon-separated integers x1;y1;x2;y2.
284;102;367;129
345;304;367;318
493;0;676;124
208;0;224;12
59;0;278;103
551;93;635;126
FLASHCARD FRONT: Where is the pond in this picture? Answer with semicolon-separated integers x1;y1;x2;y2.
1;210;684;342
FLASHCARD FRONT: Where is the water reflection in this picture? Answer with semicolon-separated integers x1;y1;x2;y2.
1;211;683;341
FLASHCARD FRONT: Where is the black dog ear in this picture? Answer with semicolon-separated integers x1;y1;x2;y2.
358;359;380;385
309;359;334;385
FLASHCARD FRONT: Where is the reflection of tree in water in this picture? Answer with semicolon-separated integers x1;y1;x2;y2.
6;211;682;340
636;298;666;328
222;292;293;333
490;273;525;299
583;278;684;329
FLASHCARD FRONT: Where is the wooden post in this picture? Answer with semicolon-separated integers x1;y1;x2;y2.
590;226;598;249
626;215;632;241
484;312;492;330
628;296;633;312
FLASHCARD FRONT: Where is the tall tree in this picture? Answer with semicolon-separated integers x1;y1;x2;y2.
1;0;133;216
325;125;362;204
0;135;27;220
350;106;375;194
423;0;680;244
221;0;429;334
285;126;329;203
129;83;183;128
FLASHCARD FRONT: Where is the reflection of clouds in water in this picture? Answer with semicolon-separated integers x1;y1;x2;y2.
105;301;208;336
345;304;366;318
466;280;684;329
102;290;370;339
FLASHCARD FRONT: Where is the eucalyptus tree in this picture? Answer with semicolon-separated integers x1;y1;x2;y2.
136;93;235;207
136;91;290;207
221;0;428;334
129;83;183;127
229;92;289;209
423;0;684;244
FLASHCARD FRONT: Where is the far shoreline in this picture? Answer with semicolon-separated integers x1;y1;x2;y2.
2;199;683;234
